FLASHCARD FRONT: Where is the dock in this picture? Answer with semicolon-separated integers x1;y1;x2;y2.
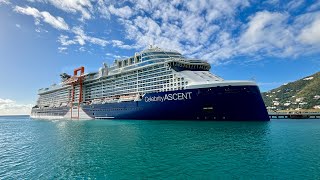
269;112;320;119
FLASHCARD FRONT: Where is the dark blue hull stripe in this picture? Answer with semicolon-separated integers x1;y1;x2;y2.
81;86;269;121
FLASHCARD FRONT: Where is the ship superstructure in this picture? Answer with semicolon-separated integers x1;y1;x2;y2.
31;46;269;121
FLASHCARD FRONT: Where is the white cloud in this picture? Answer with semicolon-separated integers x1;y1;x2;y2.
79;47;85;52
14;6;69;30
10;1;320;64
286;0;304;11
14;6;41;18
30;0;93;20
72;27;109;46
121;16;184;52
0;0;10;5
238;11;293;56
298;16;320;45
308;0;320;11
58;46;67;53
0;98;14;105
97;0;110;19
15;24;21;28
58;27;137;51
265;0;279;5
113;1;320;64
57;27;111;50
111;40;123;46
58;35;77;46
108;5;133;19
118;0;250;62
49;0;92;20
105;52;129;59
35;27;48;33
42;11;69;30
0;98;32;115
111;40;137;49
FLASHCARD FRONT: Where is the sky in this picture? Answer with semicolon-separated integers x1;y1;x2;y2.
0;0;319;115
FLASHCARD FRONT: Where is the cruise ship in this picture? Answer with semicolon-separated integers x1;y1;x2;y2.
31;46;269;121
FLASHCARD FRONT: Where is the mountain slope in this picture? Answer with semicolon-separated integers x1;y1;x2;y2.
262;71;320;110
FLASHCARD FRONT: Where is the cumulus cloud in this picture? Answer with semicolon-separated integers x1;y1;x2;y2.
286;0;304;11
9;0;320;64
58;35;77;46
97;0;110;19
240;12;287;46
111;40;135;49
0;98;32;115
57;27;110;49
58;46;67;53
57;27;136;51
105;52;129;60
118;1;320;63
238;11;294;57
108;5;133;19
73;27;109;46
298;16;320;45
308;0;320;11
119;0;251;61
14;6;69;30
0;0;10;5
29;0;93;20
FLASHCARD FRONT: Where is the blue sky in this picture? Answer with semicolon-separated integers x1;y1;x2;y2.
0;0;319;115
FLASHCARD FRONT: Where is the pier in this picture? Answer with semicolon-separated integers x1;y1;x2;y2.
269;112;320;119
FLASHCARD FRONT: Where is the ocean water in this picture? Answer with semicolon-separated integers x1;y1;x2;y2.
0;116;320;179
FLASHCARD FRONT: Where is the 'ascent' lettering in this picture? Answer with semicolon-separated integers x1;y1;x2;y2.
145;92;192;102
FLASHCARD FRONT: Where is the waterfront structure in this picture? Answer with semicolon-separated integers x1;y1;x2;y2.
31;46;269;121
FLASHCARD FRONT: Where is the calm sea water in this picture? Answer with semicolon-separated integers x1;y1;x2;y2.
0;116;320;179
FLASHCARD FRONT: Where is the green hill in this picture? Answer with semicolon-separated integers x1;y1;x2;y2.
262;71;320;111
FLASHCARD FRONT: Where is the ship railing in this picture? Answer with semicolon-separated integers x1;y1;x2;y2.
165;58;211;70
88;93;142;105
38;84;67;94
166;57;209;65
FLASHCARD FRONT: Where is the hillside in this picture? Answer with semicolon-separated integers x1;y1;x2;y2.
262;71;320;111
